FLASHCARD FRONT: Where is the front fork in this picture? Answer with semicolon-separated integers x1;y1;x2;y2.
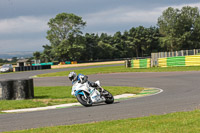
82;91;87;99
82;91;91;104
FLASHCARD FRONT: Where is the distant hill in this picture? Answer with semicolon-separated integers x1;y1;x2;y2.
0;51;34;59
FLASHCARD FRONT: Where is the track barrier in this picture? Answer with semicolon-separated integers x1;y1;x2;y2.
125;55;200;68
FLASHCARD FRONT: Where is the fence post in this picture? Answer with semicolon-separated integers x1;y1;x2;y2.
186;50;188;56
125;60;131;68
151;53;154;67
196;49;198;55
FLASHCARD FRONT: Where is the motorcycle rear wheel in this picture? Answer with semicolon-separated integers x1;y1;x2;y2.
77;94;92;107
104;90;114;104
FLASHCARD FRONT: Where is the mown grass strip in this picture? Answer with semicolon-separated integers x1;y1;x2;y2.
37;65;200;77
0;71;14;75
0;86;144;112
5;110;200;133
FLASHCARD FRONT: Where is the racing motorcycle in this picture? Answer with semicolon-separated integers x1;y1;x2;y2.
71;80;114;107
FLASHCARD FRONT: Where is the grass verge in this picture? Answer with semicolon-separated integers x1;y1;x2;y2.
0;86;144;112
0;71;14;75
37;65;200;77
5;110;200;133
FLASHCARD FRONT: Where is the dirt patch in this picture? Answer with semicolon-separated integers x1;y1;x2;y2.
52;60;124;69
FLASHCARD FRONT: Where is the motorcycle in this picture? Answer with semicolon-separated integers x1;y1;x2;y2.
71;80;114;107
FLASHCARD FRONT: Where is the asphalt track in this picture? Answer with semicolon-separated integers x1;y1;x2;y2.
1;65;200;132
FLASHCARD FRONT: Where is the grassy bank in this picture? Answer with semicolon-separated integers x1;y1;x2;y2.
6;110;200;133
0;86;144;112
37;65;200;77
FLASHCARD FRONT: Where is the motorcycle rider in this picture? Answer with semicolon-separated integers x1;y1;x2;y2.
68;71;109;96
68;71;98;87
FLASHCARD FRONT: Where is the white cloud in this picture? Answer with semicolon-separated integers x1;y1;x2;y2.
84;7;160;25
0;38;48;52
172;2;200;9
0;16;51;53
83;7;162;27
0;16;50;34
84;2;200;26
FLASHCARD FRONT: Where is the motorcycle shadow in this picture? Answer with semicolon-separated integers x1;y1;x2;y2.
79;101;120;108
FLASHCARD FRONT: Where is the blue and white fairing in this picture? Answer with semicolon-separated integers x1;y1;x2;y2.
71;81;106;103
71;81;90;96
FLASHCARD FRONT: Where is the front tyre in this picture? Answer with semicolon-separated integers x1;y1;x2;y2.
104;90;114;104
76;94;92;107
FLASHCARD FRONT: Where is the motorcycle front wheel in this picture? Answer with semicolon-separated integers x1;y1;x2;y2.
104;90;114;104
76;94;92;107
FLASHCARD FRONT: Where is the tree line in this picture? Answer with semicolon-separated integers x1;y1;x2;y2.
0;57;18;65
33;6;200;62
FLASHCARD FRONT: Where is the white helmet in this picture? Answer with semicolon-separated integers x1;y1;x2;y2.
68;72;77;81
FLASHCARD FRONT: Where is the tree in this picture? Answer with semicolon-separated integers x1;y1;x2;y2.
41;45;54;62
97;41;115;59
112;31;127;58
97;33;115;59
67;34;85;61
126;26;147;57
33;51;41;60
158;6;200;51
46;13;86;61
0;58;4;63
143;27;160;55
81;33;99;61
11;57;18;63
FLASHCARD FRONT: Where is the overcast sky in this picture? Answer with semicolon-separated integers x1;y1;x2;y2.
0;0;200;53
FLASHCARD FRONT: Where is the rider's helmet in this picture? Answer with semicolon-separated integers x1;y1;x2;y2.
68;72;77;81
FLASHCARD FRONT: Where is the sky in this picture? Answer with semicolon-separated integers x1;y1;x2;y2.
0;0;200;54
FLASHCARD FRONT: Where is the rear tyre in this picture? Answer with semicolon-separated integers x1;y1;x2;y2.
104;90;114;104
76;94;92;107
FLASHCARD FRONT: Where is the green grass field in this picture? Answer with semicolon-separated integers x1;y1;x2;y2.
5;110;200;133
0;86;144;112
37;65;200;77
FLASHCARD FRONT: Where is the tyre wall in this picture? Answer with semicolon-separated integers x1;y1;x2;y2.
158;55;200;67
131;58;151;68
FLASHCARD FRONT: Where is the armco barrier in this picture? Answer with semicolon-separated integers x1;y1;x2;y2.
158;55;200;67
131;58;151;68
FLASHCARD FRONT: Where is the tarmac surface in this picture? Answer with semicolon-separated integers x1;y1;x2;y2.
1;65;200;132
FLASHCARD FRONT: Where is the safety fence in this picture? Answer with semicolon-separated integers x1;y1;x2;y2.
131;58;151;68
158;55;200;67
